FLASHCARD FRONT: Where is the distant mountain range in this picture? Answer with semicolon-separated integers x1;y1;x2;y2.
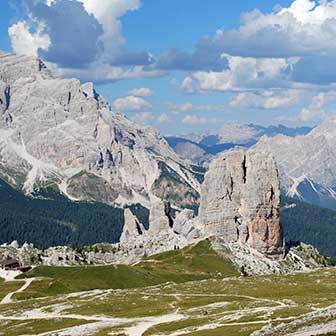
166;124;312;165
256;119;336;211
167;121;336;212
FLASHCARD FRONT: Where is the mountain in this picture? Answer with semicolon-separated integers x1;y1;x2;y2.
164;137;211;165
166;123;312;164
0;52;203;208
255;119;336;210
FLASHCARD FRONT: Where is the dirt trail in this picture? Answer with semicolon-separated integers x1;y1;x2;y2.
0;278;34;304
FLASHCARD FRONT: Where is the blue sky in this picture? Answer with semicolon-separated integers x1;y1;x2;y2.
1;0;335;134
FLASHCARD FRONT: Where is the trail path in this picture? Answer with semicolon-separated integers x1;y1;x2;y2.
1;278;34;304
0;285;333;336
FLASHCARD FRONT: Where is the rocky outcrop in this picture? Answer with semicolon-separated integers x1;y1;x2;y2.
120;209;145;243
148;199;173;234
211;237;329;276
173;209;200;240
199;149;284;256
0;52;201;207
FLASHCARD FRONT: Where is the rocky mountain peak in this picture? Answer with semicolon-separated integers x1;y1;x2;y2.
0;51;201;208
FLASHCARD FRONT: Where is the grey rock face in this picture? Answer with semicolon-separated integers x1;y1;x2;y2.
120;209;146;243
0;52;200;207
148;199;173;234
173;209;194;235
173;209;200;240
199;149;284;256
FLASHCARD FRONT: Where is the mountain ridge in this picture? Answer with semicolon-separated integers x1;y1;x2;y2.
0;52;202;208
166;123;312;164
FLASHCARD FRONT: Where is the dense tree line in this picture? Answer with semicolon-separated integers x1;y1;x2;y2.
1;178;336;256
0;179;147;248
281;195;336;256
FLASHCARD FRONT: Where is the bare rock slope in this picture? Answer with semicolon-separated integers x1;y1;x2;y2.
0;52;201;207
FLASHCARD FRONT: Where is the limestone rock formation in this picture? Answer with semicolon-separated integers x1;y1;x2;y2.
173;209;200;240
199;149;284;256
0;52;201;207
148;199;173;234
120;209;146;243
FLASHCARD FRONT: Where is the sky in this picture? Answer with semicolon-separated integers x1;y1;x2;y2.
1;0;336;135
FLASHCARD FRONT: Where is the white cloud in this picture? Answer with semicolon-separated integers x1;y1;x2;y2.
157;113;170;123
213;0;336;58
169;102;226;113
128;87;153;97
113;96;152;112
8;0;158;83
180;0;336;94
299;91;336;121
182;56;296;92
8;21;50;57
181;115;219;125
79;0;141;60
182;115;207;125
230;90;301;109
130;111;153;124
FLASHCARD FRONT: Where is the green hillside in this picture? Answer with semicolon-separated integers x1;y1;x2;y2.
15;240;238;299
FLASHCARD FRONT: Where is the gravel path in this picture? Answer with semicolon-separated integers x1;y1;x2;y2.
0;278;34;304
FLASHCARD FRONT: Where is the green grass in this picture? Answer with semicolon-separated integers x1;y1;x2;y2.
1;267;336;336
0;318;90;336
4;242;336;336
15;240;238;299
16;265;166;298
0;279;24;300
140;240;238;278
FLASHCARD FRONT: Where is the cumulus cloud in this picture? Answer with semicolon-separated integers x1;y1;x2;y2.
149;0;336;74
130;112;170;125
79;0;140;60
179;0;336;92
181;55;296;92
204;0;336;59
128;88;153;97
169;102;226;113
9;0;156;81
8;21;50;56
299;91;336;121
230;90;301;109
23;0;104;68
182;115;219;125
112;96;152;112
157;113;170;123
130;111;153;124
182;115;207;125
